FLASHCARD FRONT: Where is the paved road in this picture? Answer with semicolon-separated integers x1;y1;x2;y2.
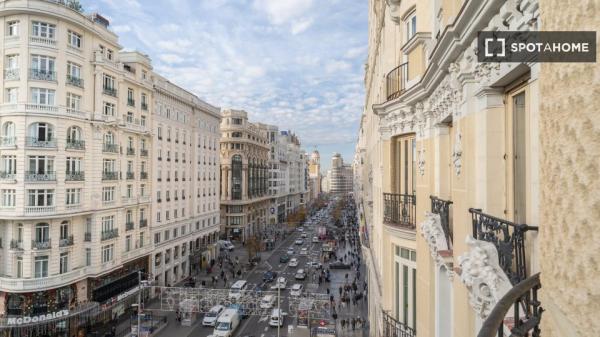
150;205;368;337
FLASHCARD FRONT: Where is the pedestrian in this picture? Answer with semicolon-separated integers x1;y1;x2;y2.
341;319;346;330
339;286;342;296
326;288;330;295
351;318;356;331
330;294;334;304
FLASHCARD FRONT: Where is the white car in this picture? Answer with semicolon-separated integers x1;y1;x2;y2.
260;295;276;309
294;269;307;280
270;277;287;290
203;305;225;326
290;283;303;296
297;227;304;232
295;239;304;245
300;247;308;255
306;261;322;269
312;236;319;243
300;233;308;238
288;258;299;267
287;248;295;255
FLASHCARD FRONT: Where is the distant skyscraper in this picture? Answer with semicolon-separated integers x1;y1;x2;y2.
328;153;353;195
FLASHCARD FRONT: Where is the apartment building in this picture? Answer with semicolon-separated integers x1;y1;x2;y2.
326;153;353;195
0;0;153;330
151;75;221;288
260;125;308;225
219;109;269;241
355;0;596;337
308;150;322;200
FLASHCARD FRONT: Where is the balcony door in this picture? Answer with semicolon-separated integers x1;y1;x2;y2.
391;135;416;195
506;85;529;224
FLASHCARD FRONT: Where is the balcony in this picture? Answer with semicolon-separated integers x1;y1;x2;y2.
141;102;148;110
102;171;119;181
386;62;408;101
0;136;16;147
127;98;135;107
0;171;16;181
140;219;148;228
25;205;56;215
140;172;148;180
66;75;84;88
32;239;51;250
102;143;119;153
383;193;416;230
382;311;415;337
29;68;56;82
101;228;119;241
126;147;135;155
59;235;74;247
140;149;148;157
84;232;92;242
26;137;57;148
25;171;56;182
66;139;85;150
65;171;85;181
4;68;19;80
126;172;135;180
126;221;134;231
29;36;56;47
10;240;23;250
103;86;117;97
430;196;453;248
0;267;92;293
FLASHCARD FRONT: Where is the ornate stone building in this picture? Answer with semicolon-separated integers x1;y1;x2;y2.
219;109;269;241
354;0;596;336
308;150;322;200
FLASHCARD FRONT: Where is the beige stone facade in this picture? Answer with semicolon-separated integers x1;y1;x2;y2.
355;0;597;336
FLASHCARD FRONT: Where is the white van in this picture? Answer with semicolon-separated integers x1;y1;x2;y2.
269;308;284;327
260;294;276;309
228;280;248;300
213;308;240;337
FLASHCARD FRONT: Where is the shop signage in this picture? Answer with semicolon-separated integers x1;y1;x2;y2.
6;310;69;325
117;285;140;302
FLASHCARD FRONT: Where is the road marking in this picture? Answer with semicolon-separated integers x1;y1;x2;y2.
259;315;269;323
264;326;269;331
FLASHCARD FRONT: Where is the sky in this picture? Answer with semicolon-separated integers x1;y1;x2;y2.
83;0;367;171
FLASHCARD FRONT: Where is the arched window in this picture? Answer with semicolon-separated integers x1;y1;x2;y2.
28;122;53;141
104;132;114;145
67;126;82;142
231;155;242;200
2;121;15;137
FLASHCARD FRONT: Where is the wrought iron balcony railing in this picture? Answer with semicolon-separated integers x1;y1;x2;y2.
32;239;51;250
477;273;543;337
431;196;453;248
126;172;135;180
103;86;117;97
10;240;23;250
126;147;135;155
0;136;16;147
386;62;408;101
101;228;119;241
102;171;119;181
126;221;134;231
66;139;85;150
140;172;148;180
469;208;539;285
127;98;135;107
383;193;416;230
140;219;148;228
84;232;92;242
25;171;56;181
59;235;74;247
66;75;84;88
26;137;56;148
0;171;16;180
29;68;56;81
382;310;416;337
4;68;19;80
103;143;119;153
140;149;148;157
141;102;148;110
65;171;85;181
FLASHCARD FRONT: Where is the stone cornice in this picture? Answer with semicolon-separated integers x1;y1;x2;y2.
401;32;432;55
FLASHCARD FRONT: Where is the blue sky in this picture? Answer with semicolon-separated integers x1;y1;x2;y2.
84;0;367;171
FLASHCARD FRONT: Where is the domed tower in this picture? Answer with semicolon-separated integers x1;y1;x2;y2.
310;149;320;165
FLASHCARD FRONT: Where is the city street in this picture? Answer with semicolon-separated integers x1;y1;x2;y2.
147;200;367;337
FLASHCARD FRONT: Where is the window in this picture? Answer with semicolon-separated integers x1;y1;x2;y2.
101;244;114;263
142;70;147;80
156;211;161;223
6;21;19;36
31;88;55;105
6;54;18;70
102;186;115;202
67;62;81;79
127;184;133;198
1;189;16;207
231;155;243;200
66;93;82;110
127;88;134;105
5;88;17;103
66;188;81;205
34;256;49;278
126;111;134;123
164;230;170;240
154;233;161;244
102;215;114;232
139;232;144;247
59;252;69;274
406;12;417;40
157;127;162;139
106;49;114;61
86;248;91;266
103;74;115;90
31;55;55;74
103;102;115;116
141;115;147;127
232;118;242;125
31;21;55;39
1;155;16;175
68;30;82;49
103;159;115;172
16;257;22;278
27;189;54;206
126;235;132;252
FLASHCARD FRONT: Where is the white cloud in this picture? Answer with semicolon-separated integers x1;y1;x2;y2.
291;17;314;34
158;54;185;64
253;0;314;25
112;24;131;33
325;60;352;73
344;45;367;59
156;39;193;53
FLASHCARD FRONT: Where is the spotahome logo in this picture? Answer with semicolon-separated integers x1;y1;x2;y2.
478;31;596;62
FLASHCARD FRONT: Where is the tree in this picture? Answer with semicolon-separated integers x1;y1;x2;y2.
246;235;261;259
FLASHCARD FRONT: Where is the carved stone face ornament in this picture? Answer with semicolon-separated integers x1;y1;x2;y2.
452;131;462;176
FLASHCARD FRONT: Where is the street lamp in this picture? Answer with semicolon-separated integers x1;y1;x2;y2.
133;271;151;337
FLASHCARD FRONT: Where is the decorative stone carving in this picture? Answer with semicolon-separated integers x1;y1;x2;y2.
458;236;513;319
452;131;462;176
420;212;452;275
385;0;402;23
417;145;426;176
